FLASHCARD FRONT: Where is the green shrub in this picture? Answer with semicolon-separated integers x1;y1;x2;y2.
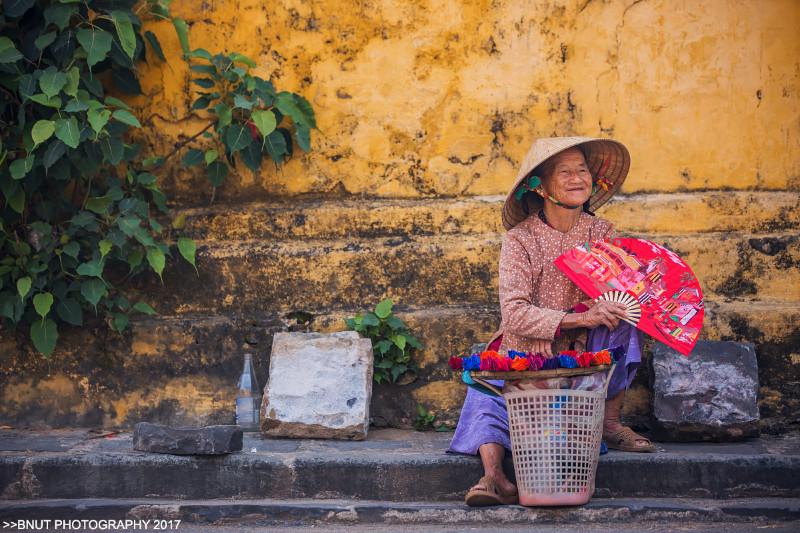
0;0;316;356
346;298;423;384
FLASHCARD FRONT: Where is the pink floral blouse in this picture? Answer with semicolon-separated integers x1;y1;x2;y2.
487;211;614;354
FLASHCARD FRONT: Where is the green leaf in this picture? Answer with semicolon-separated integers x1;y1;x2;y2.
105;96;130;110
240;141;262;171
264;129;288;163
294;94;317;128
225;124;252;152
80;278;107;307
31;319;58;357
133;302;156;315
147;247;165;280
144;31;166;61
44;4;75;31
64;67;80;97
177;237;197;272
76;28;114;69
391;334;407;350
362;313;379;327
376;339;393;355
127;249;144;271
17;277;32;299
233;94;254;110
386;316;405;330
172;18;191;56
111;312;129;332
0;36;23;63
34;31;57;51
391;365;406;382
87;108;111;134
192;78;214;89
85;195;112;214
275;92;304;124
76;259;104;278
8;188;25;214
118;215;140;236
375;298;393;319
56;298;83;326
207;161;228;187
295;124;311;152
54;117;80;148
100;137;124;165
29;94;61;108
10;155;34;179
4;0;35;17
188;48;212;60
99;239;112;258
251;109;276;137
33;292;53;319
191;96;210;110
181;148;204;167
110;10;137;60
112;109;141;128
204;149;218;165
136;172;157;185
230;52;256;68
39;67;67;98
32;120;56;146
214;103;232;128
62;241;80;258
41;139;66;169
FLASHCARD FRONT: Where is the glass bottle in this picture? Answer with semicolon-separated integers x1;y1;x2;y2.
236;353;261;431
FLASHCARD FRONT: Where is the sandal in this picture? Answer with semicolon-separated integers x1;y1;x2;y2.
604;426;656;453
464;475;519;506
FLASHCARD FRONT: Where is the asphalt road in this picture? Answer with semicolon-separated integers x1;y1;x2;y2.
17;521;797;533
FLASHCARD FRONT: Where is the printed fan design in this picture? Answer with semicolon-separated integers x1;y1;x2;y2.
554;238;704;356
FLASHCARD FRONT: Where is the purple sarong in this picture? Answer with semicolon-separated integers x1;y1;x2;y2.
446;322;643;456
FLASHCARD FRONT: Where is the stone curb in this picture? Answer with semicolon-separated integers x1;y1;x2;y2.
0;497;798;525
2;449;799;500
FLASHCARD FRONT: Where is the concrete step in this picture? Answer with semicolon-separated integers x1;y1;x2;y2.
1;497;798;525
1;430;798;501
137;231;800;316
2;301;798;429
176;192;800;241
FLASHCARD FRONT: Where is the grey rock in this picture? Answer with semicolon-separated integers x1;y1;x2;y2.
261;331;373;440
132;422;242;455
651;340;760;442
470;342;487;355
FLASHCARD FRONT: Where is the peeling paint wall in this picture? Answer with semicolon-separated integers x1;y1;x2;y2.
130;0;800;203
1;0;799;432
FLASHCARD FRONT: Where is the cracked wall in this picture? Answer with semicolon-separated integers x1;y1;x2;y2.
131;0;800;204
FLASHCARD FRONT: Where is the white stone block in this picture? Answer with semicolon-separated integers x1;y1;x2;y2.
260;331;373;440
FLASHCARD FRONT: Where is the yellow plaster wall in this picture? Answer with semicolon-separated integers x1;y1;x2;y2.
131;0;800;201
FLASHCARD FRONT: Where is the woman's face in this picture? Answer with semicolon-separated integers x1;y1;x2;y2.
540;148;593;207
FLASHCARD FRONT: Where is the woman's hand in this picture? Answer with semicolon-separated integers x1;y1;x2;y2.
560;300;629;331
579;301;629;330
528;338;554;357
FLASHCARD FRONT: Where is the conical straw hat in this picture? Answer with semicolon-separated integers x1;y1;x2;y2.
502;137;630;230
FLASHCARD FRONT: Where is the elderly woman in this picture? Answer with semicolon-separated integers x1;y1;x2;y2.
448;137;655;507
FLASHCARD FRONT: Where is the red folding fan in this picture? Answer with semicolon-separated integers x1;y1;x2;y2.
554;238;704;356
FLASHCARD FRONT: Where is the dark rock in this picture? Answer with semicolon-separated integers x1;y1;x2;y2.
132;422;243;455
469;343;487;354
651;340;760;442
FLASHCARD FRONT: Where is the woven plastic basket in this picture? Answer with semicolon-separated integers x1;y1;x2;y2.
473;365;614;506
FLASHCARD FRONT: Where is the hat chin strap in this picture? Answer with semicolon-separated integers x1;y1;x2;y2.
514;175;584;210
533;187;583;210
